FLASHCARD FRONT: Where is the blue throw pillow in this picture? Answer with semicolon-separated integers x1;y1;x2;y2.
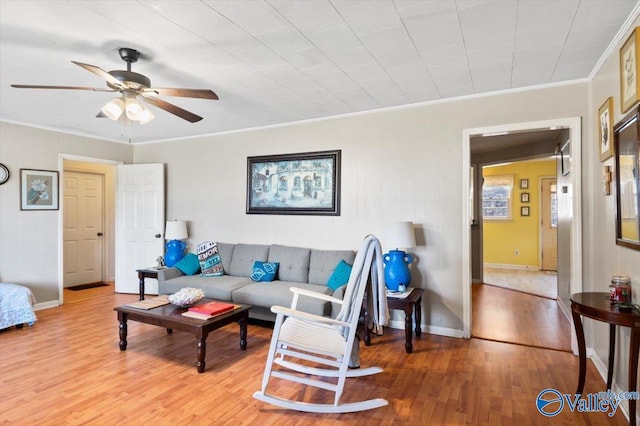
251;261;279;282
174;253;201;276
327;260;352;291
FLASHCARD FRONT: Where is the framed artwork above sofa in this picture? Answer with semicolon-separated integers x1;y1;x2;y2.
246;150;341;216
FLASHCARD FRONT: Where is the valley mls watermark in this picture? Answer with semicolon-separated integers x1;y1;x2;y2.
536;388;639;417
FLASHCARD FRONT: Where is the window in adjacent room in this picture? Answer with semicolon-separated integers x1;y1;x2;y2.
482;174;513;221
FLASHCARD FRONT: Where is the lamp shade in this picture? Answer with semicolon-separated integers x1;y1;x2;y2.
165;220;188;240
385;221;416;250
101;97;125;120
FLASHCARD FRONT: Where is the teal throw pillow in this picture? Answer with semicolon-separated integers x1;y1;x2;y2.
174;253;201;276
251;261;279;282
327;260;352;291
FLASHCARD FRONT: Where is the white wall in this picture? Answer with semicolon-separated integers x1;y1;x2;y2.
587;21;640;409
0;123;132;303
134;83;589;334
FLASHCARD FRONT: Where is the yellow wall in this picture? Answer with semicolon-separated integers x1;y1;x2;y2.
483;159;556;268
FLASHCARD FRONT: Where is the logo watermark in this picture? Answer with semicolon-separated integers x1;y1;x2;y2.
536;388;639;417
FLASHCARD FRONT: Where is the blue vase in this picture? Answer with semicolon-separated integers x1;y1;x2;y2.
383;250;413;291
165;240;186;267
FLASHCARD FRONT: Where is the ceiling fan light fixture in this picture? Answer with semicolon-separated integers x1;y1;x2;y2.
125;97;144;121
101;97;124;120
137;107;155;125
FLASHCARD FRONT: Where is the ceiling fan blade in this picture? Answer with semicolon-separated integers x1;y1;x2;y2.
143;88;218;100
140;95;203;123
11;84;116;92
96;111;107;118
71;61;125;89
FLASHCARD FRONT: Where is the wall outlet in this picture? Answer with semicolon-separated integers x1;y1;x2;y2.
514;249;520;256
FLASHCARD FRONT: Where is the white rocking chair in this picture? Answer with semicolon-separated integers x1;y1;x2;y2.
253;235;389;413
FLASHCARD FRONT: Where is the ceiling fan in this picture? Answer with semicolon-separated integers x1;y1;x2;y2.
11;47;218;124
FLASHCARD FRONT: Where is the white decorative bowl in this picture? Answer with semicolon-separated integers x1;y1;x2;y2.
168;287;204;307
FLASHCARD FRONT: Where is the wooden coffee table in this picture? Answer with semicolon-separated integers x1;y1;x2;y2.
114;299;251;373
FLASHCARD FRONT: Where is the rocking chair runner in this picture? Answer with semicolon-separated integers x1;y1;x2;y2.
253;235;390;413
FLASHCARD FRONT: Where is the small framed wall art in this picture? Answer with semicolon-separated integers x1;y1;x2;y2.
598;97;614;161
520;206;530;217
520;192;529;203
20;169;59;210
620;27;640;113
519;179;529;189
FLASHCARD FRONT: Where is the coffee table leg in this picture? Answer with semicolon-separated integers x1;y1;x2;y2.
118;313;128;351
239;315;247;350
196;338;206;373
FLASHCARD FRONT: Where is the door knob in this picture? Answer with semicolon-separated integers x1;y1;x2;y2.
155;234;162;238
97;232;103;237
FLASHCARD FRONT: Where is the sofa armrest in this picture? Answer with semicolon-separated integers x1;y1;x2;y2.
157;267;184;282
289;286;343;310
330;285;347;318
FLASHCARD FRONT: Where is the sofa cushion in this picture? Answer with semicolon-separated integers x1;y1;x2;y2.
229;244;269;277
216;243;235;274
251;261;279;282
231;281;332;317
158;275;252;301
173;253;201;276
268;245;310;283
308;249;356;285
327;259;352;291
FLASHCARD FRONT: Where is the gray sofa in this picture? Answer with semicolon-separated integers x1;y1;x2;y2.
157;243;354;321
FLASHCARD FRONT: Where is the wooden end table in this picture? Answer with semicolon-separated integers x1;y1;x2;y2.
570;292;640;426
115;299;251;373
136;268;164;301
364;287;424;353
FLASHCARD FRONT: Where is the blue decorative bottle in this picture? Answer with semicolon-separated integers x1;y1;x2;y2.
383;250;413;292
164;240;186;267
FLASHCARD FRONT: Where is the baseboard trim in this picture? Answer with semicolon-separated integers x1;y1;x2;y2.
34;300;60;311
386;319;465;339
484;263;540;270
589;349;632;424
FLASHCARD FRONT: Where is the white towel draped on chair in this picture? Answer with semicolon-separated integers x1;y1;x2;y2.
253;234;390;413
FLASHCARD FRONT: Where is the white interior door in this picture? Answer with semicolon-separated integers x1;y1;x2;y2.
115;164;165;295
63;171;104;286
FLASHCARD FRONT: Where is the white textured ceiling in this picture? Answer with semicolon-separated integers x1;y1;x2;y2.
0;0;638;143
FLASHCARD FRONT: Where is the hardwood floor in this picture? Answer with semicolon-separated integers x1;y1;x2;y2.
472;283;572;352
0;292;628;425
63;281;115;304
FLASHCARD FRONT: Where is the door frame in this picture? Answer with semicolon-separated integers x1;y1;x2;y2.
462;118;582;348
539;175;558;271
57;154;123;304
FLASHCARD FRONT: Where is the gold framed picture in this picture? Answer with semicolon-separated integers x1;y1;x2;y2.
620;27;640;113
598;97;614;161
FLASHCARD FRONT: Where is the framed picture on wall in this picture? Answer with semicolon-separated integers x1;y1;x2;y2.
598;97;614;161
20;169;59;210
521;192;529;203
520;206;530;217
246;150;341;216
620;27;640;113
519;179;529;189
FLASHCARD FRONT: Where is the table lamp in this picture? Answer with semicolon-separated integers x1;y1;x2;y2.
383;221;416;292
164;220;188;267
